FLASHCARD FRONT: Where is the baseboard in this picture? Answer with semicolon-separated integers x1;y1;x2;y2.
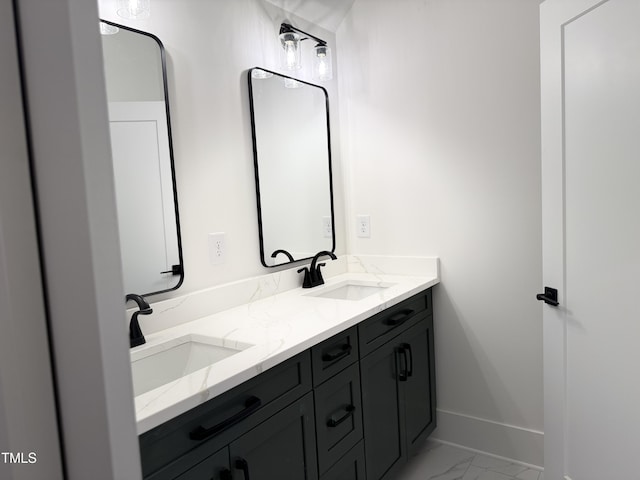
431;409;544;468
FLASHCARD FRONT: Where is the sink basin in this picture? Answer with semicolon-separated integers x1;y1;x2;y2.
306;280;396;301
130;334;253;396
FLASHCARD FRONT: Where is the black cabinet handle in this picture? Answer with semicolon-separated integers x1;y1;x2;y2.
219;468;233;480
383;309;415;327
189;396;262;441
321;344;352;362
402;343;413;377
235;459;250;480
396;347;408;382
327;405;356;427
536;286;559;306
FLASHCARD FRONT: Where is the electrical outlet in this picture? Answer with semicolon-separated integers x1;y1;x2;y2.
208;232;226;265
356;215;371;238
322;216;332;238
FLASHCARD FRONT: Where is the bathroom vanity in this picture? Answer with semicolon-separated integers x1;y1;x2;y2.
136;279;436;480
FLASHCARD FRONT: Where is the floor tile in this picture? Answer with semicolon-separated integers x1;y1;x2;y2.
471;454;528;476
515;469;540;480
398;441;474;480
395;440;543;480
462;466;514;480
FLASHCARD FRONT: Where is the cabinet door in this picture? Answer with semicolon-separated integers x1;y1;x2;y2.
314;363;363;474
400;315;436;457
320;442;366;480
359;338;406;480
229;392;318;480
174;448;231;480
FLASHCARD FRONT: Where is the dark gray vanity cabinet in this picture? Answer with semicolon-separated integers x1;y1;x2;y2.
169;394;318;480
229;392;318;480
320;443;367;480
172;448;230;480
140;352;314;480
139;288;435;480
359;291;436;480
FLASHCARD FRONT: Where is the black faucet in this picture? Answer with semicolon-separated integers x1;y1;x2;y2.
298;251;337;288
271;249;295;263
126;294;152;348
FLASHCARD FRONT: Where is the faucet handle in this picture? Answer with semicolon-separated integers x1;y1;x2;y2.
297;267;313;288
314;263;328;286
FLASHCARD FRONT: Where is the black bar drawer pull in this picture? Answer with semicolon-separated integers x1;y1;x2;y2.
402;343;413;377
235;458;250;480
220;469;233;480
322;344;352;362
383;309;415;327
190;396;262;441
327;405;356;427
396;347;408;382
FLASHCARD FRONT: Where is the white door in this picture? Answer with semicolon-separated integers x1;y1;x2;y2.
109;101;179;294
541;0;640;478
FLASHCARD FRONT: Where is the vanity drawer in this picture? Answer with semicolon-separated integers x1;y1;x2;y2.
311;326;359;386
140;351;312;479
358;289;431;357
320;441;366;480
314;363;363;475
170;447;230;480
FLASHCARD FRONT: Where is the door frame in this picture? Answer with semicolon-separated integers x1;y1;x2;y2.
0;0;63;477
540;1;610;478
13;0;142;478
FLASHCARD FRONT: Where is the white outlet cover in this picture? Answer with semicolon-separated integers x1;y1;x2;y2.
208;232;226;265
356;215;370;238
322;216;332;238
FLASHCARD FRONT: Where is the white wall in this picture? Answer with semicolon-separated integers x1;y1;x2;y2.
98;0;346;300
337;0;543;465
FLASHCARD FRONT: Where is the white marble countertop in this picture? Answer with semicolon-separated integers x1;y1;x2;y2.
133;270;439;434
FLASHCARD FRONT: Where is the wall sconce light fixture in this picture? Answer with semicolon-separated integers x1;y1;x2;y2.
117;0;151;20
279;23;333;81
279;29;302;71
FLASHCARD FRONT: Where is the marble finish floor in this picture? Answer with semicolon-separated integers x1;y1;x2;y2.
396;440;544;480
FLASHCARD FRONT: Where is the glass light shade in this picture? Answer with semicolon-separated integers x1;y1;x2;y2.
283;78;303;89
117;0;151;19
99;22;120;35
314;45;333;81
280;32;302;70
251;69;274;79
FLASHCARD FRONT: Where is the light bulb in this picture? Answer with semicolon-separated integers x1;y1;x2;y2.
279;32;301;70
314;45;333;81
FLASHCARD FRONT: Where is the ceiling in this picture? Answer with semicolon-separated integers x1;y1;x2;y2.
263;0;356;31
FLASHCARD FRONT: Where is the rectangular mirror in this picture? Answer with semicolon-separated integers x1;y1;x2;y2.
100;20;183;296
248;68;336;267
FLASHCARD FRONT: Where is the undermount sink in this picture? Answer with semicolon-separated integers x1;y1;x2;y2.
130;334;253;396
306;280;396;301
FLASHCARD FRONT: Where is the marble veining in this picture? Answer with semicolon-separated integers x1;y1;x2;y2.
397;441;543;480
132;256;439;434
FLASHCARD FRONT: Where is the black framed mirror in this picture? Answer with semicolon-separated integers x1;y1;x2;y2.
100;20;183;296
248;67;336;268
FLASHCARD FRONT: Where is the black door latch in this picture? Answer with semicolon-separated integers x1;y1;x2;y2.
536;286;559;306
